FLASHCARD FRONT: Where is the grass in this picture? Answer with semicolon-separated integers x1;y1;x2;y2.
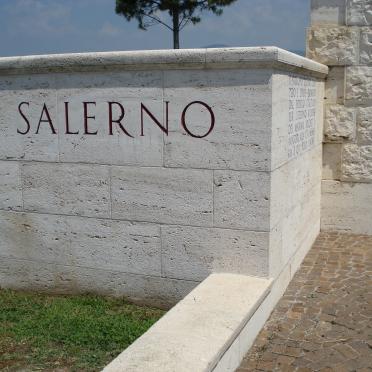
0;289;165;371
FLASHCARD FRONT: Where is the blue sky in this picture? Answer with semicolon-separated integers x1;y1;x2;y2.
0;0;310;57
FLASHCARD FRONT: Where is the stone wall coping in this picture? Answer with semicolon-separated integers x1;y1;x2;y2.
0;47;328;77
102;273;273;372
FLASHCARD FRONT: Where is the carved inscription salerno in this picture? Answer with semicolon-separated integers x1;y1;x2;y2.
16;100;215;139
288;76;316;159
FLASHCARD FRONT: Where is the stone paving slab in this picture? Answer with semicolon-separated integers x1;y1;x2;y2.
238;232;372;371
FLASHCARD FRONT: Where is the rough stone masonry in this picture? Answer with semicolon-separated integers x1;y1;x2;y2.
308;0;372;235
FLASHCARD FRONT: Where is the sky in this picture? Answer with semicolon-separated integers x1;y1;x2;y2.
0;0;310;57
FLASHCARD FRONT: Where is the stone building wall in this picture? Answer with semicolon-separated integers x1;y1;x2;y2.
0;48;327;307
307;0;372;235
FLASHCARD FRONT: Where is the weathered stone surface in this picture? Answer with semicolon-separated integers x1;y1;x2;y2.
322;180;372;233
22;162;111;218
360;27;372;64
213;170;270;231
111;166;213;226
270;146;322;227
161;225;268;280
325;67;345;104
0;75;58;161
345;66;372;104
342;143;372;181
311;0;346;25
271;73;289;169
0;47;328;78
324;104;356;142
0;256;196;309
276;183;321;270
68;217;161;276
163;69;272;171
56;71;164;166
323;143;342;179
307;27;359;65
268;142;322;277
0;161;22;211
358;106;372;144
0;210;162;277
346;0;372;26
58;98;164;167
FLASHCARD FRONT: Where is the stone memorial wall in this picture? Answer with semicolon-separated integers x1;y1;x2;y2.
0;48;327;306
308;0;372;235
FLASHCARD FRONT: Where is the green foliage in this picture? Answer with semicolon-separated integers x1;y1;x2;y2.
115;0;238;48
0;289;164;371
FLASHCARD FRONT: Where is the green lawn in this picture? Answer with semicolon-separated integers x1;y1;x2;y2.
0;289;165;371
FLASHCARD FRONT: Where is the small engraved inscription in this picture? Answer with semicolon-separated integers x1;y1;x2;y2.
288;76;316;159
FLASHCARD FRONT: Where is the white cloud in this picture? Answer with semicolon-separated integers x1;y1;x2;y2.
6;0;73;36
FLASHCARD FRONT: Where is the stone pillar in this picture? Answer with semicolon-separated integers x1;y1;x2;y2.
307;0;372;235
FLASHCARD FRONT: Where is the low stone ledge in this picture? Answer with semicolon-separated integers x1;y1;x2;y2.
0;47;328;78
102;273;272;372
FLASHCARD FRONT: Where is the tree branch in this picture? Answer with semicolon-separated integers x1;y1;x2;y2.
140;12;173;31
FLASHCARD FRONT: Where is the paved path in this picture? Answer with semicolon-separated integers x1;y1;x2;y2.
238;232;372;372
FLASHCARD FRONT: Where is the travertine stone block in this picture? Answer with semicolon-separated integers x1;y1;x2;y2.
325;67;345;104
270;146;322;228
307;27;359;65
57;72;164;166
213;170;270;231
0;78;59;161
161;226;268;280
58;98;164;167
163;69;272;171
0;211;162;276
0;161;22;210
358;107;372;144
324;104;356;141
111;167;213;226
22;163;111;217
0;210;72;264
68;217;161;276
322;180;372;235
346;0;372;26
342;143;372;181
277;183;321;269
345;66;372;104
323;143;342;179
360;27;372;64
271;73;289;170
311;0;346;25
55;70;163;97
0;255;195;309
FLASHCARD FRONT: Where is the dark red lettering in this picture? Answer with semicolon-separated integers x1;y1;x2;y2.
64;102;78;134
108;102;133;137
181;101;215;138
17;102;30;135
36;103;56;134
83;102;98;135
140;102;169;136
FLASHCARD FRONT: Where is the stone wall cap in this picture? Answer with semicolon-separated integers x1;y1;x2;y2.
103;273;273;372
0;47;328;77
